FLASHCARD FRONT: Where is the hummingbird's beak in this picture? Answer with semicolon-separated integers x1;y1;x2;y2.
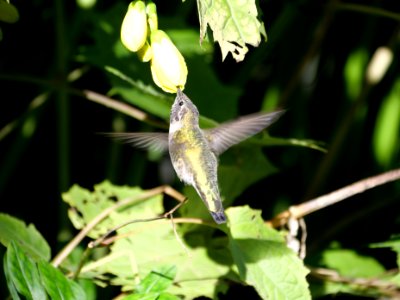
176;87;183;98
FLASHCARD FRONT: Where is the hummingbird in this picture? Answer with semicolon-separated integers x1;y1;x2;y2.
111;89;284;224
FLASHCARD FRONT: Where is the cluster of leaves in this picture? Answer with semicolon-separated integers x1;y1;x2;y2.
2;180;400;299
1;182;310;299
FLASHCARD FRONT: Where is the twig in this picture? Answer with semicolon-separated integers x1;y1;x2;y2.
52;185;179;267
68;187;187;279
335;3;400;22
309;267;400;298
69;88;169;130
268;168;400;227
88;197;188;248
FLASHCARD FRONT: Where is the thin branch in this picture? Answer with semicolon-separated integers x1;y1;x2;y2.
0;72;169;130
268;168;400;227
72;196;188;279
336;3;400;22
310;267;400;297
88;197;188;248
69;88;169;130
51;185;175;267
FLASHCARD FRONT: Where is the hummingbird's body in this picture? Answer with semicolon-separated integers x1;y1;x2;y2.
168;93;225;223
111;89;284;224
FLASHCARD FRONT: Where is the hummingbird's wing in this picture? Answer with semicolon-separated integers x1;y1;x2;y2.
204;110;285;155
107;132;169;152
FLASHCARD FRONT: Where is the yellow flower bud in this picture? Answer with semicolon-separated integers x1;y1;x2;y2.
146;2;158;32
120;0;148;52
137;41;152;62
150;30;188;93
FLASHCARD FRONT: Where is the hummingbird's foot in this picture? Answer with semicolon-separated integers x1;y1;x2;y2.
210;211;227;224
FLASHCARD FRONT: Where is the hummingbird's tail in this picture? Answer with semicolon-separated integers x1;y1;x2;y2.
210;211;226;224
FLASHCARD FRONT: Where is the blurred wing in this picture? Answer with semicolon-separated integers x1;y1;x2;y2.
205;110;285;155
106;132;169;153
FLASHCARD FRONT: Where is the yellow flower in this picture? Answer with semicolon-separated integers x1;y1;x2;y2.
146;2;158;32
150;30;187;93
120;0;148;52
137;41;152;62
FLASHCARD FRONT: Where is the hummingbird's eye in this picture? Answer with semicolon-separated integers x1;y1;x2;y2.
178;101;184;106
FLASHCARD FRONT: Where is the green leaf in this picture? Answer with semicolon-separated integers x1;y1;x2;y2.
136;265;176;294
62;181;164;238
122;265;177;299
227;206;311;300
372;78;400;167
38;261;86;300
0;213;51;261
5;241;47;300
370;238;400;269
167;29;213;57
3;252;21;300
66;182;231;299
197;0;266;62
322;248;385;278
344;49;368;100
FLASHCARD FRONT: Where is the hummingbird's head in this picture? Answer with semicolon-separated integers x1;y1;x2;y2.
170;89;199;127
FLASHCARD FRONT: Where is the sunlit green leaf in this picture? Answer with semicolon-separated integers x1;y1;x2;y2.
122;266;178;300
344;48;368;100
5;241;47;300
136;265;176;294
65;182;231;298
372;78;400;168
63;181;164;238
0;213;51;261
322;248;385;278
197;0;266;62
38;261;86;300
227;206;311;300
3;252;22;300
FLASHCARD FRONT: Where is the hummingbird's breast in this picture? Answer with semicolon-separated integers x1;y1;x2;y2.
169;125;222;213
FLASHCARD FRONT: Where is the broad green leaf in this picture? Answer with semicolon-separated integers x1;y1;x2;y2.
197;0;266;62
38;261;86;300
5;241;47;300
0;213;51;261
322;249;385;278
372;78;400;168
227;206;311;300
62;181;164;238
67;182;231;298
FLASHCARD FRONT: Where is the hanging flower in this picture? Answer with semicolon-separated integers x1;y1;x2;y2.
120;0;148;52
150;30;187;93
